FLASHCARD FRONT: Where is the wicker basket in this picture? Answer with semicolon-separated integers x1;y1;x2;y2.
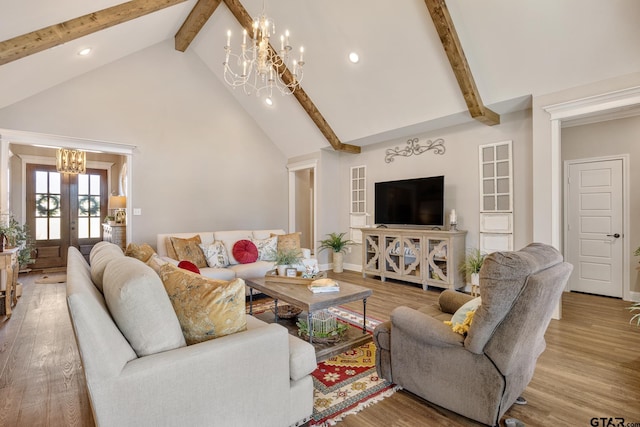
271;304;302;319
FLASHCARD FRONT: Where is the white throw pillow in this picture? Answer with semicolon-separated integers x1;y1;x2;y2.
200;241;230;267
251;236;277;261
450;296;482;327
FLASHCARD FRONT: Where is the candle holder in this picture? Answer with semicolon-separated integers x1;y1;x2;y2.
449;221;458;231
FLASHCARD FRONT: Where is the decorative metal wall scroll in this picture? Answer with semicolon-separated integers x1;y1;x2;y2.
384;137;445;163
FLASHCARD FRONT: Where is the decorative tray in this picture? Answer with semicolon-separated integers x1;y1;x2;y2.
271;305;303;319
264;269;327;285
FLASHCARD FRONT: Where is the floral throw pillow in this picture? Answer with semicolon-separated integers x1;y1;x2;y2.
200;241;229;268
251;236;277;261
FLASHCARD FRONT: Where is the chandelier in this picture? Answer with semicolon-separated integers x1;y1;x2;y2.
56;148;86;174
223;3;304;99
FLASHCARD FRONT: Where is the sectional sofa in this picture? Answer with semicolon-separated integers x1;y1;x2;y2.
66;242;317;427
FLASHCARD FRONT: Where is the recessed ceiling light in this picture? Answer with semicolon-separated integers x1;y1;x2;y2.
348;52;360;64
265;97;274;106
78;48;92;56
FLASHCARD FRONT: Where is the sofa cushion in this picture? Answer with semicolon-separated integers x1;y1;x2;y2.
103;257;186;357
90;242;125;293
159;263;247;345
252;229;286;240
232;239;259;264
199;267;237;281
124;242;156;263
169;235;208;268
227;261;275;280
251;236;278;261
200;241;229;267
214;230;252;265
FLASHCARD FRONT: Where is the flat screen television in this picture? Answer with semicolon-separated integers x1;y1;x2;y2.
374;176;444;227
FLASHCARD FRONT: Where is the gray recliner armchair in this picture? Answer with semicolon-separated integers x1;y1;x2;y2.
373;243;572;426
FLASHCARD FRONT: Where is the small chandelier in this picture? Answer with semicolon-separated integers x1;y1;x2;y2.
56;148;86;174
223;3;305;99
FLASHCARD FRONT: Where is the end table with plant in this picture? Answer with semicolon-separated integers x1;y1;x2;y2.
319;232;355;273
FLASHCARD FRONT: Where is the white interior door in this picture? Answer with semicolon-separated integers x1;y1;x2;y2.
566;159;623;297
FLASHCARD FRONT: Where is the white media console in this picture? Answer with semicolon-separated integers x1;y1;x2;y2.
361;227;467;290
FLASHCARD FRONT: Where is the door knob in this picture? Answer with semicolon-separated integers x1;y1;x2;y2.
606;233;620;238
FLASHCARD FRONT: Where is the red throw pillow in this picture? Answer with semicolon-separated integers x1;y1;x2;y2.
232;240;259;264
178;260;200;274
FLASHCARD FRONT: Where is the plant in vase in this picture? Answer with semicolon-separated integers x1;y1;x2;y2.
318;232;355;273
273;248;303;276
461;248;486;292
0;213;35;269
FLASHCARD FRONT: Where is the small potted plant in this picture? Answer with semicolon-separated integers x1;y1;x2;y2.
318;232;354;273
461;248;486;291
274;248;303;276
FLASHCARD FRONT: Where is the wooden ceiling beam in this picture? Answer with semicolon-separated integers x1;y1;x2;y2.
424;0;500;126
175;0;223;52
0;0;189;67
222;0;360;154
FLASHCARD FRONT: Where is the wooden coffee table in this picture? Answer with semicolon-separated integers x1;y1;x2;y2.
245;276;373;360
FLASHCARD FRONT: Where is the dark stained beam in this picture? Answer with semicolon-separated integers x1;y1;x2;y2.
175;0;223;52
222;0;360;154
424;0;500;126
0;0;189;66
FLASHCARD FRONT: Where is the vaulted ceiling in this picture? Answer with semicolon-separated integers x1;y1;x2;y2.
1;1;639;158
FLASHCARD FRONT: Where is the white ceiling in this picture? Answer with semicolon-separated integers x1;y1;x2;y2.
1;0;640;157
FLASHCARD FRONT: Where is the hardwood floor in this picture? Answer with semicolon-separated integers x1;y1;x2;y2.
1;270;639;426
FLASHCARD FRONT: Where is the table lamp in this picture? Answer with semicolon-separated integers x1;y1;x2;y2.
109;195;127;224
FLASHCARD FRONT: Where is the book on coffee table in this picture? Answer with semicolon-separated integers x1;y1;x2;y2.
308;278;340;293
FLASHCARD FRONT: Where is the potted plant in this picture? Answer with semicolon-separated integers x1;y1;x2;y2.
0;213;35;267
461;248;486;290
318;232;354;273
274;248;303;276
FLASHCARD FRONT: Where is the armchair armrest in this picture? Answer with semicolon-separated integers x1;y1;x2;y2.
438;289;475;314
391;306;464;348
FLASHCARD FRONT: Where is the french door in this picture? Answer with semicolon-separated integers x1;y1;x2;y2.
26;164;107;269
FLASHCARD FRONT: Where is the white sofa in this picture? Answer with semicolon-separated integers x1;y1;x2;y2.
156;229;312;283
66;243;317;427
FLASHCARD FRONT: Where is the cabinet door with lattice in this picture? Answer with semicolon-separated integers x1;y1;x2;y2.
363;234;381;273
426;238;449;284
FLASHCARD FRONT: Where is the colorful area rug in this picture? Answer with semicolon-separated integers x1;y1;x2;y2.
311;341;400;426
245;299;399;426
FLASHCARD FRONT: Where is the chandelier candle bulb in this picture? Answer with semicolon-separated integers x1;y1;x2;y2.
226;30;231;47
299;47;304;63
285;30;290;47
242;29;247;45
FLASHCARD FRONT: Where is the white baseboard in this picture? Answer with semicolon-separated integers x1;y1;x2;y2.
319;263;363;273
344;263;362;273
630;291;640;302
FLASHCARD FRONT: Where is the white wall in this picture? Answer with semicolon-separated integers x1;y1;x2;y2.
0;41;289;247
338;110;533;269
562;115;640;293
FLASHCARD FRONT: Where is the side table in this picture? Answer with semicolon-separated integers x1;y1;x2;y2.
1;248;19;318
102;223;127;251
